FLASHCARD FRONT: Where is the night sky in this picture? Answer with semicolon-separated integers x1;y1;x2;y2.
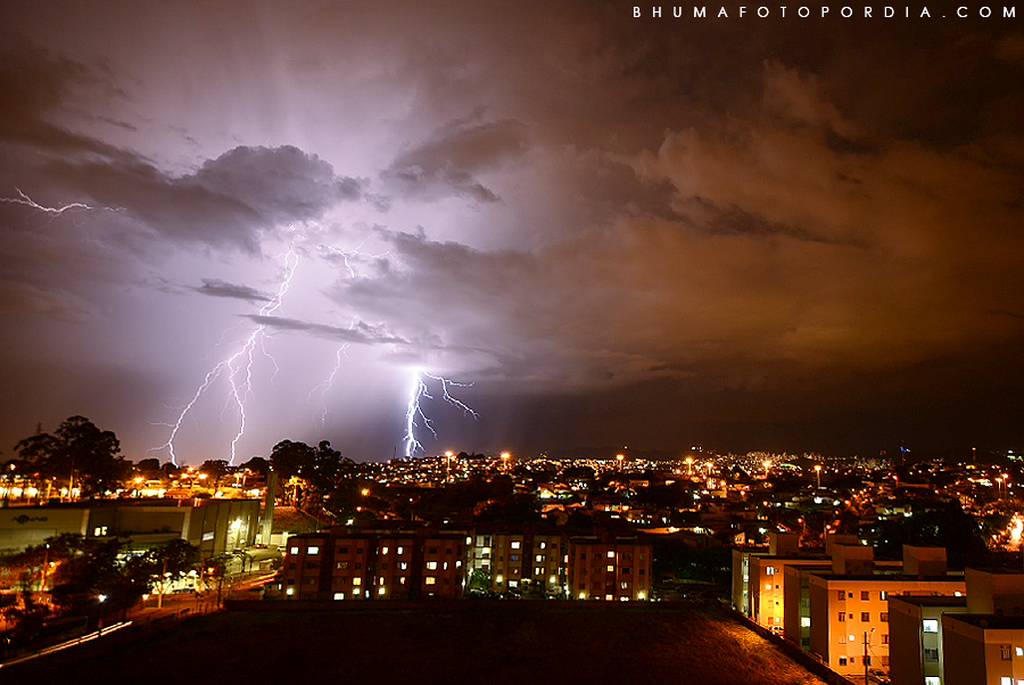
1;1;1022;462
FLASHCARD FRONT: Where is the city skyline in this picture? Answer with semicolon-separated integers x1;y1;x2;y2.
1;2;1023;463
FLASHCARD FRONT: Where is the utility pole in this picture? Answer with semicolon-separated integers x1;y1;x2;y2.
863;627;875;685
157;557;167;609
863;630;869;685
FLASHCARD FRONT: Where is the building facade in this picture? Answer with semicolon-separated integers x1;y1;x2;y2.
567;536;652;602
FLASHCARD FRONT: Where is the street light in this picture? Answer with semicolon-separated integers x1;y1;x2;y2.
684;456;694;477
814;465;823;488
444;450;455;482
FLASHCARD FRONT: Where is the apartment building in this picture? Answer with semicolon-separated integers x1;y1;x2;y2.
750;554;830;634
280;529;468;600
282;532;331;600
469;530;565;595
783;562;832;649
567;536;652;601
942;614;1024;685
807;545;965;679
419;533;468;599
888;595;967;685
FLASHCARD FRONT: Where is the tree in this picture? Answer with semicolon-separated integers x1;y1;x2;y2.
269;440;316;481
142;539;199;608
1;584;49;650
199;459;230;489
876;501;989;568
15;416;127;496
240;456;270;476
134;458;161;477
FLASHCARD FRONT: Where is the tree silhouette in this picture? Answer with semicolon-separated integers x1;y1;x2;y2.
14;416;127;495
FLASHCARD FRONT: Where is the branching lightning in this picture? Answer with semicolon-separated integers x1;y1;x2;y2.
307;340;352;426
0;188;94;215
402;368;478;457
151;243;300;465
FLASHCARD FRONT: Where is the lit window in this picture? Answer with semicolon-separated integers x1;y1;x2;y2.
536;554;544;562
399;577;406;585
605;594;614;601
352;577;362;586
607;551;615;559
290;546;299;555
93;526;108;536
425;576;436;585
495;574;504;584
924;678;939;685
880;590;888;600
400;562;408;570
511;541;521;549
426;561;438;570
607;565;615;573
308;546;320;556
539;542;547;550
377;587;386;596
397;546;404;555
922;619;939;633
637;591;647;600
765;566;776;576
801;617;811;628
381;546;389;555
465;536;472;544
549;575;558;585
578;591;587;599
1001;678;1012;685
508;580;518;588
285;588;294;596
379;577;386;585
333;592;345;601
1017;647;1024;657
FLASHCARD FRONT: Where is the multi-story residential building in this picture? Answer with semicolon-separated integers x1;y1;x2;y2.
280;527;651;603
750;554;829;634
567;536;652;602
888;595;967;685
370;533;416;600
470;530;565;595
282;533;331;600
281;529;468;601
783;562;832;649
941;614;1024;685
808;545;965;679
419;533;468;599
331;534;379;601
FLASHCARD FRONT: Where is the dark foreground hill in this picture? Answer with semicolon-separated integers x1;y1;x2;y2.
5;602;827;685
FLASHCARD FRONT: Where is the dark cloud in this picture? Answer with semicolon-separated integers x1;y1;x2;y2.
382;114;528;202
242;315;409;346
1;3;1023;458
192;279;271;303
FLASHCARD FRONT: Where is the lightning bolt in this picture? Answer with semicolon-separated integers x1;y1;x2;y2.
318;241;391;279
402;368;478;457
307;340;352;426
0;188;93;215
151;243;300;465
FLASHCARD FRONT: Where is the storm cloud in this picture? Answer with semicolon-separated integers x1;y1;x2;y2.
1;1;1022;461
